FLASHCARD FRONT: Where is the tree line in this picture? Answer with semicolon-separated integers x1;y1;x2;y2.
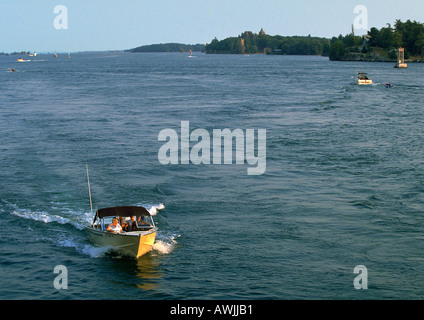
205;30;330;56
329;19;424;60
204;20;424;61
129;43;205;53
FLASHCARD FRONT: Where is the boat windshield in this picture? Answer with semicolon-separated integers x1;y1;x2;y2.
95;215;155;232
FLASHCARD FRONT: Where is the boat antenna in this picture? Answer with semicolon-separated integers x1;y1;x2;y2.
86;164;93;215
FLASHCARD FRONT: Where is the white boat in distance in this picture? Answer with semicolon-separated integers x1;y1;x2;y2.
85;206;158;258
357;72;373;85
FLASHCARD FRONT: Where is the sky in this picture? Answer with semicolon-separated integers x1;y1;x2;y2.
1;0;423;53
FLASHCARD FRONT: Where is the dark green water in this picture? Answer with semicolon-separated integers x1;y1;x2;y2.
1;52;424;299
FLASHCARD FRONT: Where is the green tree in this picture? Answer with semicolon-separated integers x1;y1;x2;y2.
375;25;395;49
394;19;424;55
415;33;424;56
367;27;379;47
329;41;346;60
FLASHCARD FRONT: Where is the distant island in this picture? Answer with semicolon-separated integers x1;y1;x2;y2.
0;51;32;56
128;43;205;53
204;20;424;62
205;28;330;56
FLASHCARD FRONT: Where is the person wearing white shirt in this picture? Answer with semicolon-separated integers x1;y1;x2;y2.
106;218;123;233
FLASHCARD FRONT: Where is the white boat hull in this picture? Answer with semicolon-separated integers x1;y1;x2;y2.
85;227;157;258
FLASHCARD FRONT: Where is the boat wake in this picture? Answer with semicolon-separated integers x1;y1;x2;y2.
55;235;112;258
135;202;165;216
152;232;180;255
10;206;88;229
152;241;174;254
81;244;114;258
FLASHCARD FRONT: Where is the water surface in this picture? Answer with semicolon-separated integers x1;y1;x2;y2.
1;52;424;299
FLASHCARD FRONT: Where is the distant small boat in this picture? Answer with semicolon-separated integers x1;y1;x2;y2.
357;72;373;85
54;53;58;58
8;68;16;72
17;58;24;62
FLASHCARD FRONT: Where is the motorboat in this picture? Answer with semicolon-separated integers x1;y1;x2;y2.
357;72;373;85
83;166;157;258
85;206;158;258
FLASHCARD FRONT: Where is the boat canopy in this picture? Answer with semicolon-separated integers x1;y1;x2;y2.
96;206;151;219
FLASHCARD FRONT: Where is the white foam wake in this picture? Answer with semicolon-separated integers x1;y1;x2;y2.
11;209;70;225
152;233;180;255
9;206;91;230
135;203;165;216
53;235;112;258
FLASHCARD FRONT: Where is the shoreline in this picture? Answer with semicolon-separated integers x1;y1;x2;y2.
332;57;424;63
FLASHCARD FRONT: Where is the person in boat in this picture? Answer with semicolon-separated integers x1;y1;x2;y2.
137;215;152;227
122;216;138;232
106;218;123;233
358;73;368;80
